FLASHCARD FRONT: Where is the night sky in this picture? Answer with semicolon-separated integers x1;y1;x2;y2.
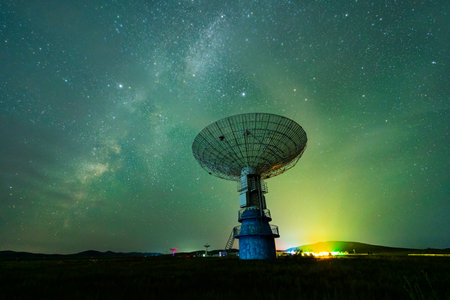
1;1;448;254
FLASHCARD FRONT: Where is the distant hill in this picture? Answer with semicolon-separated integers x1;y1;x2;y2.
0;250;162;260
2;242;449;260
286;241;450;254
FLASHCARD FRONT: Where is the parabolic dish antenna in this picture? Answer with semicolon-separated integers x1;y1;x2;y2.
192;113;308;260
192;113;307;181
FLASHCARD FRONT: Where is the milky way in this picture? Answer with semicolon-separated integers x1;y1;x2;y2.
0;1;448;253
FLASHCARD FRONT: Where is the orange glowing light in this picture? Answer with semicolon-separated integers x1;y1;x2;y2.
270;163;283;171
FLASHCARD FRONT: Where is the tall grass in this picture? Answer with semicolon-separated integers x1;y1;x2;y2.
0;255;449;299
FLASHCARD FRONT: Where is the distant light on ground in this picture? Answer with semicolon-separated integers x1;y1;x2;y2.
301;251;347;257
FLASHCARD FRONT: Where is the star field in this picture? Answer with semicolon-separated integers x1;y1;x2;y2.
0;0;448;253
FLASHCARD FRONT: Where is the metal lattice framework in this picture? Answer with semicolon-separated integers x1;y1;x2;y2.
192;113;307;181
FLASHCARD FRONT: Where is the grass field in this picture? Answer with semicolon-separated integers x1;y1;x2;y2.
1;255;449;299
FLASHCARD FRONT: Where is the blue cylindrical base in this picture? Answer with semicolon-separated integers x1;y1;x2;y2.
237;212;277;260
239;235;276;260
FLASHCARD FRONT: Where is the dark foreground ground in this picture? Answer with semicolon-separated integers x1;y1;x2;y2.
1;255;449;299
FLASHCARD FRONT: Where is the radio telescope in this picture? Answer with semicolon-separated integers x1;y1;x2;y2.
192;113;307;259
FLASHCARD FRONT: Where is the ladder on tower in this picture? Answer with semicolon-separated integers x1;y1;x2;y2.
225;229;235;250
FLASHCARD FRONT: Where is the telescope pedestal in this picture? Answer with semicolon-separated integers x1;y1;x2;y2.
235;208;279;260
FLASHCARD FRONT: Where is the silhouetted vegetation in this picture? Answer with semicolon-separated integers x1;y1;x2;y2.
0;255;449;299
